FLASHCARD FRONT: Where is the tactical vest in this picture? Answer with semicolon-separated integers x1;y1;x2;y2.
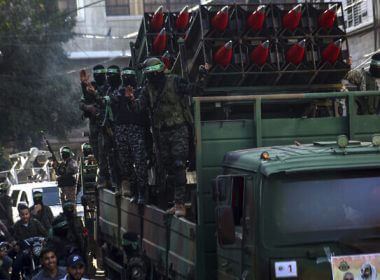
148;75;192;129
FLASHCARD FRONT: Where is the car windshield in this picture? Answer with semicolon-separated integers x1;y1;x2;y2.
262;170;380;247
33;187;60;206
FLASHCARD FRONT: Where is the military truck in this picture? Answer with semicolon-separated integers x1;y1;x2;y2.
82;3;380;280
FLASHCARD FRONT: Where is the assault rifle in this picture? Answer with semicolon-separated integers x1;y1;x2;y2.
41;131;58;163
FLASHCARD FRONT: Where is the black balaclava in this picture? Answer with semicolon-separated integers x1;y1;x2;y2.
63;201;76;218
93;65;106;86
106;65;121;89
121;67;137;88
146;71;165;88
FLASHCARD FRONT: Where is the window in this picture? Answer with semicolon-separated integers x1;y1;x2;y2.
344;0;368;28
105;0;130;16
231;176;245;226
11;191;20;207
60;0;77;13
33;187;60;206
143;0;200;13
20;191;28;206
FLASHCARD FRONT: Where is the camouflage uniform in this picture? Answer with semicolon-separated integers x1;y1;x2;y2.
114;124;148;197
79;82;101;161
112;86;150;199
135;74;196;204
159;125;189;203
97;86;119;188
344;69;380;114
56;158;78;202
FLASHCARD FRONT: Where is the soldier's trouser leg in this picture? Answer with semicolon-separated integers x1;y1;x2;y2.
126;125;148;198
161;125;189;204
97;128;111;186
89;122;99;161
60;186;77;203
114;125;137;196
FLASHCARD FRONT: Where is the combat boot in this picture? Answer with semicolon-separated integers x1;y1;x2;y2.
166;203;186;217
137;193;145;205
97;176;107;189
174;204;186;217
137;185;146;205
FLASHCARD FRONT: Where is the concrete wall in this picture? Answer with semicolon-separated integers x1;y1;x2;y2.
347;28;375;69
62;0;142;56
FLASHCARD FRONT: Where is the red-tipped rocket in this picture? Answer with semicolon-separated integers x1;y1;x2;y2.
161;51;172;69
247;5;266;32
250;40;270;65
214;40;233;67
152;28;167;54
322;39;342;64
283;4;302;31
319;4;338;30
150;6;164;32
286;39;306;65
176;6;190;30
211;6;229;32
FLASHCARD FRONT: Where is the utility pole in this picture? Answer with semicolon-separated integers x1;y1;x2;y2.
373;0;380;51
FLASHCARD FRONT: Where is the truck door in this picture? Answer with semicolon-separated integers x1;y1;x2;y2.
215;174;255;280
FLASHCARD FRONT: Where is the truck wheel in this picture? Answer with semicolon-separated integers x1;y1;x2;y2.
126;256;148;280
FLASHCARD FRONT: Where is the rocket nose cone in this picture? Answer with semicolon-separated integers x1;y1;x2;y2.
154;5;163;15
261;40;270;49
298;39;306;48
179;5;189;15
220;6;229;14
225;40;233;49
334;38;343;47
292;4;302;13
257;5;266;13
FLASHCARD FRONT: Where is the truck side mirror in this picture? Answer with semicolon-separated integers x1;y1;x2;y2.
216;206;235;246
213;175;232;202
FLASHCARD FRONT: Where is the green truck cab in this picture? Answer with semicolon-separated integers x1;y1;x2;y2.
215;141;380;279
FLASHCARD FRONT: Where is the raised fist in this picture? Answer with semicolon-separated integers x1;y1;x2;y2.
80;69;90;84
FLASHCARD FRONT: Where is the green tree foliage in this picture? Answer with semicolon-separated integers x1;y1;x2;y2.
0;146;10;171
0;0;81;149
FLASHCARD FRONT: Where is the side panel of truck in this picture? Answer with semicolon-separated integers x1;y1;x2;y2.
194;92;380;279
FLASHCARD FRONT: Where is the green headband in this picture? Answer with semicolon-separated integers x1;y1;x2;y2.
53;220;68;229
107;68;120;74
63;201;75;207
121;69;136;75
371;59;380;66
61;148;71;153
93;69;106;74
33;193;43;198
143;63;164;74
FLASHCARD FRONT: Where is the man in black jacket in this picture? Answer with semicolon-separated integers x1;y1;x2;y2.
11;204;47;280
113;67;150;204
30;191;54;231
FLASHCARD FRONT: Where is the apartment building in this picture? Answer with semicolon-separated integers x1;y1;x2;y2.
325;0;378;68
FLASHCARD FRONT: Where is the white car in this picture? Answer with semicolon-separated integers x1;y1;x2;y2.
9;181;84;223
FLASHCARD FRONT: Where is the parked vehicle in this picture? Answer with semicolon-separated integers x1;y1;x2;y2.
9;182;84;223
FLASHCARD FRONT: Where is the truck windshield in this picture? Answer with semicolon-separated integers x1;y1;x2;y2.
262;170;380;246
33;187;60;206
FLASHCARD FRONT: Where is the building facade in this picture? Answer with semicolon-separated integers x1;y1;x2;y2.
324;0;378;69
